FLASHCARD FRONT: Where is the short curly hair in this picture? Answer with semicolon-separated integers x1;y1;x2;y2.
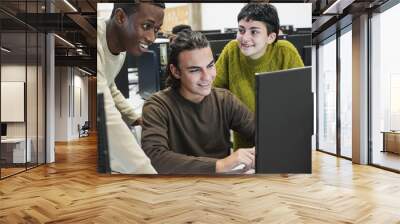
237;3;280;43
111;1;165;18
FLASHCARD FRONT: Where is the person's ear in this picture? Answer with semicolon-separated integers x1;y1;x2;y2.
266;32;277;44
170;64;180;79
114;8;127;26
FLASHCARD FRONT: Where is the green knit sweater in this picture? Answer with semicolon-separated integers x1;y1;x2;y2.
214;39;304;149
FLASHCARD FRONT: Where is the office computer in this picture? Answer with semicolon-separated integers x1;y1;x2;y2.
197;29;221;34
138;50;159;100
279;34;312;66
1;123;7;140
204;32;236;41
209;39;232;60
97;94;110;173
224;28;238;33
138;40;169;99
207;32;236;60
114;53;136;98
255;67;313;173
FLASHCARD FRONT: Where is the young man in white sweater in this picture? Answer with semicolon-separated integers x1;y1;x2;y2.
97;2;164;174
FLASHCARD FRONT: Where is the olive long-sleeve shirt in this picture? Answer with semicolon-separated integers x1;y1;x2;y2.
214;39;304;149
141;87;255;174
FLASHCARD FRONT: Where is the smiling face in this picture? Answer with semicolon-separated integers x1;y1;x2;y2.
236;19;276;60
170;47;216;103
117;3;164;56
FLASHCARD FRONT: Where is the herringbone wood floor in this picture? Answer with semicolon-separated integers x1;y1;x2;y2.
1;134;400;223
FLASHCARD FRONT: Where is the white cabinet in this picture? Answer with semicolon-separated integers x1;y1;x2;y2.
1;138;31;163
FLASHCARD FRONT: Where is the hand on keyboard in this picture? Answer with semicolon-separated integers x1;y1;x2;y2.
231;163;245;171
216;147;255;174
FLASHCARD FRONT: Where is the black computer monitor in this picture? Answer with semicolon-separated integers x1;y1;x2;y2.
206;32;236;61
1;123;7;137
197;29;221;34
204;32;236;41
97;94;110;173
279;34;312;66
114;53;136;99
209;39;232;60
224;28;238;33
137;42;169;99
294;28;312;34
255;67;313;173
138;50;159;100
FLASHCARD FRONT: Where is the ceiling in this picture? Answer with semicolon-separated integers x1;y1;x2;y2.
309;0;390;42
0;0;395;72
0;0;97;73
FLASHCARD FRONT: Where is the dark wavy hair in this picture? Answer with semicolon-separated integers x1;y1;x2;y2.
172;24;192;34
237;3;280;43
111;1;165;18
166;30;210;89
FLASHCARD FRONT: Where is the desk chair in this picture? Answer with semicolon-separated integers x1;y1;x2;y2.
79;121;90;138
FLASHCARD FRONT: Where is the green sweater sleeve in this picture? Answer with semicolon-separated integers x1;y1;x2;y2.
213;40;233;89
281;40;305;69
224;90;255;145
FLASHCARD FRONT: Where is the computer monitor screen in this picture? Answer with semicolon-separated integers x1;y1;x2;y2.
278;33;311;66
204;32;236;41
138;50;160;100
255;67;313;173
279;34;312;66
137;42;169;100
1;123;6;137
197;29;221;34
97;94;110;173
294;28;312;34
209;39;232;60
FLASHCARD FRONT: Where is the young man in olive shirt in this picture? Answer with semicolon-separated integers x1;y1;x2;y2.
141;31;255;174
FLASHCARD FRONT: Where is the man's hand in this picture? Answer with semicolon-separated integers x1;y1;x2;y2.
132;117;143;127
216;147;255;174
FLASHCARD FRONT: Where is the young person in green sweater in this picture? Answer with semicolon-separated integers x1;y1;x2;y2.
214;3;304;149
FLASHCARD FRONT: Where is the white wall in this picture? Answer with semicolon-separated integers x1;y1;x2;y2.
1;63;46;164
272;3;312;29
1;65;26;141
55;66;70;141
201;3;312;31
201;3;245;31
1;65;28;138
370;3;400;152
1;65;26;81
1;82;24;122
72;74;89;138
99;3;312;32
55;67;89;141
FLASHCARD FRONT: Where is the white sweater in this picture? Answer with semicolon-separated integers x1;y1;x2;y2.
97;19;156;174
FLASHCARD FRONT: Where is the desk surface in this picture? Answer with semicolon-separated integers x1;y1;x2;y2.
1;138;27;143
381;131;400;134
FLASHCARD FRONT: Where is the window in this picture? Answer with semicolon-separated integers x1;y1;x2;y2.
0;1;47;179
339;28;352;158
370;2;400;171
317;36;337;154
